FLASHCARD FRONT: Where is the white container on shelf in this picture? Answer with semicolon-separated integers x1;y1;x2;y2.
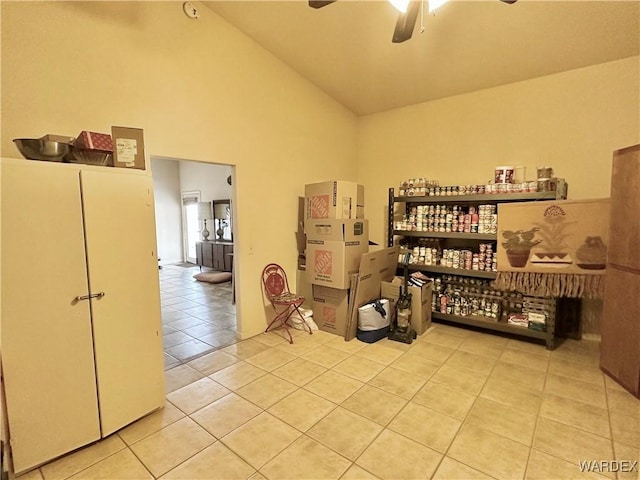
494;165;515;184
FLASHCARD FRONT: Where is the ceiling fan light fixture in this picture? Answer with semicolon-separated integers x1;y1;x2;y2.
390;0;411;13
428;0;449;13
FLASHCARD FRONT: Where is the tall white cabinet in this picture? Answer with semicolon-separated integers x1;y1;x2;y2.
1;158;164;474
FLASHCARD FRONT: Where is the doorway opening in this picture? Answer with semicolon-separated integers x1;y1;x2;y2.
151;157;238;370
181;191;201;264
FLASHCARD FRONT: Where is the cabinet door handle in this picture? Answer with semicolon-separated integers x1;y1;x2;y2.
74;292;106;302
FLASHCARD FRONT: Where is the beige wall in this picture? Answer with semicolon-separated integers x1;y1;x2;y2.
357;57;639;334
2;1;638;339
0;1;358;339
358;56;639;247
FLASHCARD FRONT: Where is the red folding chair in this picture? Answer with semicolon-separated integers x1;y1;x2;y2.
261;263;312;344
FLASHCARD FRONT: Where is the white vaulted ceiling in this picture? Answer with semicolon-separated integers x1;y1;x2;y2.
204;0;640;115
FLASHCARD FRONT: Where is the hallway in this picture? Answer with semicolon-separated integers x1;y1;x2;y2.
159;264;237;370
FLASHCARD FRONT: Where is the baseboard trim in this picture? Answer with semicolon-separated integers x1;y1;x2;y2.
581;333;601;342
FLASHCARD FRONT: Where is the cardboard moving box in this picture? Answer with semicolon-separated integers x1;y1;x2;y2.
311;246;403;341
381;277;432;336
111;126;145;170
306;241;367;290
345;246;399;341
381;280;402;325
408;279;432;335
305;219;369;290
312;285;351;336
296;268;313;309
305;219;369;242
304;181;365;220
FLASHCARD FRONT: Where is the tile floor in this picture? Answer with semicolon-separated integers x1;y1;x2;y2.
159;264;238;370
16;316;640;480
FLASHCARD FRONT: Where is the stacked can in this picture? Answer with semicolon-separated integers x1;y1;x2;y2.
477;204;498;234
453;205;466;233
459;275;501;319
417;205;425;231
434;285;501;319
396;204;498;235
405;245;492;270
410;245;439;265
401;186;428;196
399;182;548;197
398;178;439;197
399;205;447;232
424;184;488;197
431;205;445;233
451;205;491;233
459;206;478;233
441;249;471;269
432;275;492;302
471;243;498;272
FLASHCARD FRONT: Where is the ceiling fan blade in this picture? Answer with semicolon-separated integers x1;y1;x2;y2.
392;0;420;43
308;0;336;8
499;0;518;4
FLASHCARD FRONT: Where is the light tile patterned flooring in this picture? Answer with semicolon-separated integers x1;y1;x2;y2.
15;265;640;480
159;264;238;370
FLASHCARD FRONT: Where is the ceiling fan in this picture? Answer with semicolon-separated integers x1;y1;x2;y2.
308;0;518;44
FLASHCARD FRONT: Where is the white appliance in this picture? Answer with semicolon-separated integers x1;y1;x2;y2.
1;158;165;474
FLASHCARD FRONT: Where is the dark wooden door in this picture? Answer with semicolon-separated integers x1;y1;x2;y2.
600;144;640;398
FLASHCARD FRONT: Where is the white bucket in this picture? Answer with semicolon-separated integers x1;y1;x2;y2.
537;166;554;179
513;166;526;184
495;166;515;184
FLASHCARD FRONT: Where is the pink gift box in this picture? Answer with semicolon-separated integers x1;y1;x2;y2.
74;131;113;152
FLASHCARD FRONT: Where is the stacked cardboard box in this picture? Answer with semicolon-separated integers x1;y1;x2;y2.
302;181;367;336
304;181;364;221
381;276;432;336
305;219;369;289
